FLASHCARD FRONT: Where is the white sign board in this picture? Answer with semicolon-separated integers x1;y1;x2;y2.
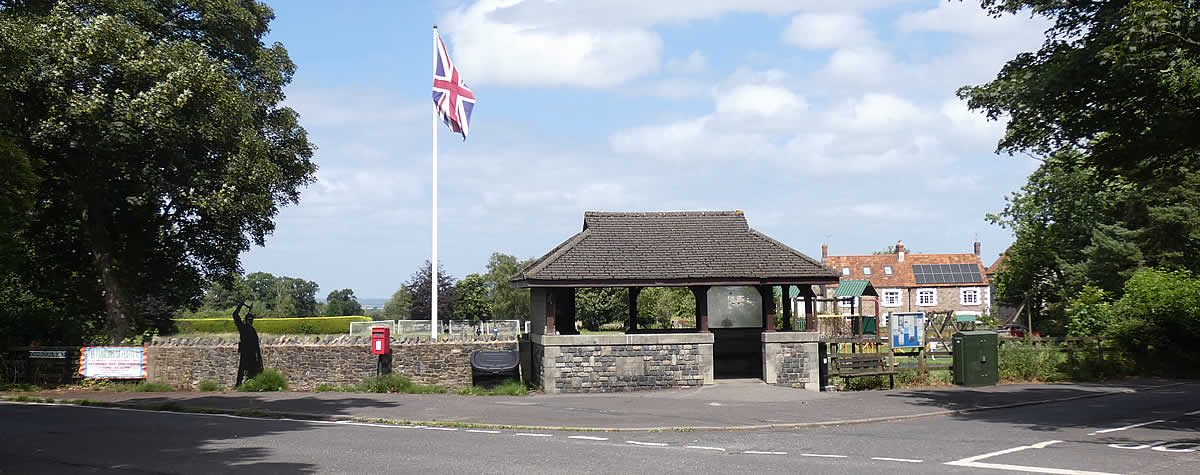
79;347;147;379
889;312;925;349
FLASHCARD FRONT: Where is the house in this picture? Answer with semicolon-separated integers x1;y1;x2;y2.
820;240;991;319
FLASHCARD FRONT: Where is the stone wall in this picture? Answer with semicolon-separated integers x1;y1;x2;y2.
146;336;516;390
762;332;821;391
531;333;714;394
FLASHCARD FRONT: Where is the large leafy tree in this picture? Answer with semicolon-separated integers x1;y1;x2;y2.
0;1;316;342
484;252;533;321
382;285;412;320
966;0;1200;331
452;273;491;323
322;288;363;317
961;0;1200;185
405;260;457;321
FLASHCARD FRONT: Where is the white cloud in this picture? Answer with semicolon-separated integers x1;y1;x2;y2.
714;84;807;121
666;50;708;74
781;13;875;49
896;1;1050;38
440;0;662;88
827;93;929;132
819;46;895;86
486;0;913;29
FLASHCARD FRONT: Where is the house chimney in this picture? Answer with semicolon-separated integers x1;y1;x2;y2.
974;241;981;257
896;240;905;263
821;243;828;264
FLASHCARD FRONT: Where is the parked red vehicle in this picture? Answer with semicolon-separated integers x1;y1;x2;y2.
996;324;1043;338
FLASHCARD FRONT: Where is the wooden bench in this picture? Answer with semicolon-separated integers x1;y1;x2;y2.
830;353;897;389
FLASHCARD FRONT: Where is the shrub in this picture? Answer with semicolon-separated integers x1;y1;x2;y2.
355;374;446;394
130;382;174;392
174;316;372;335
313;384;341;392
456;379;528;396
196;379;224;392
237;369;288;392
999;342;1064;382
1066;286;1114;337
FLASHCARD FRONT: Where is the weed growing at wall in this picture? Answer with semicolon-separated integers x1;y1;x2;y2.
195;379;224;392
236;369;288;392
456;379;528;396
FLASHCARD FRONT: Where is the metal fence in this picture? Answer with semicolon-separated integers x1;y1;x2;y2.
349;320;527;339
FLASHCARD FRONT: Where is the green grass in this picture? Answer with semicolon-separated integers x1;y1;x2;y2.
315;374;448;394
236;369;288;392
195;379;224;392
455;379;528;396
174;316;372;335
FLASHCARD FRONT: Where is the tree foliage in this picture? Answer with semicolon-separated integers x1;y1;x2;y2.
453;274;491;323
382;285;412;320
322;288;363;317
484;253;533;321
576;288;628;331
637;287;696;329
0;1;316;342
405;261;456;320
961;0;1200;184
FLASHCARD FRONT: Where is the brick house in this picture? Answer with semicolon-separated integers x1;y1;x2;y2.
820;241;991;319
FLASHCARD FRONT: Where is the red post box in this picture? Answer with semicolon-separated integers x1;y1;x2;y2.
370;327;390;355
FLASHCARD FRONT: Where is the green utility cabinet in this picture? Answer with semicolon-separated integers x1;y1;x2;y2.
952;331;999;386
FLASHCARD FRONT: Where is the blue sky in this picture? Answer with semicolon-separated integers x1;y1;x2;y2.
242;0;1051;298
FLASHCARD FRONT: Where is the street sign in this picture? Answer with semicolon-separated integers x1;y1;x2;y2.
29;350;67;359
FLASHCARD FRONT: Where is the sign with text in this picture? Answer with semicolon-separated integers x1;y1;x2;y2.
889;312;925;349
79;347;147;379
29;350;68;359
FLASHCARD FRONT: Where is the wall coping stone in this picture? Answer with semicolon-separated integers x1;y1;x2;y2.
532;332;714;347
761;331;820;343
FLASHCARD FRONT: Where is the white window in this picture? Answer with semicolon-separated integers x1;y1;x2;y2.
960;287;981;305
863;266;872;275
883;266;893;275
881;289;902;307
917;288;937;306
841;267;850;276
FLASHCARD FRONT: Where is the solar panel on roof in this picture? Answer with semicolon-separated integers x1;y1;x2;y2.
912;263;983;285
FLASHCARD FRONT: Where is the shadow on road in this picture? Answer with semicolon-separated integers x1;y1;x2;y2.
0;394;403;473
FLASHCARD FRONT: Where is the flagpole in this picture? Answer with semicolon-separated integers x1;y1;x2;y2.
431;25;439;341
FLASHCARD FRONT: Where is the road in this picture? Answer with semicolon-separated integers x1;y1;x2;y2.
2;383;1197;474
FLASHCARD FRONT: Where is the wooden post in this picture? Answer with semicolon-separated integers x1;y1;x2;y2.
782;285;793;331
545;291;556;335
804;287;817;332
691;286;710;332
627;287;641;333
758;285;775;332
919;346;928;375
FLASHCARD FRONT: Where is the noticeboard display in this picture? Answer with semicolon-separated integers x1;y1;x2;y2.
79;347;147;379
889;312;925;349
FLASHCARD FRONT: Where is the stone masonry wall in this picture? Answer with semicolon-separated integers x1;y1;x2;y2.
146;336;515;390
771;343;815;388
547;343;708;393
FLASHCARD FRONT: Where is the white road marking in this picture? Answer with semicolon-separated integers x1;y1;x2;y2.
418;426;457;431
1088;419;1164;435
872;457;923;463
1151;442;1198;453
800;453;848;458
514;433;552;437
568;436;609;441
626;441;668;447
1186;409;1200;416
466;429;500;434
744;451;787;455
1108;441;1163;450
685;445;726;452
946;440;1120;475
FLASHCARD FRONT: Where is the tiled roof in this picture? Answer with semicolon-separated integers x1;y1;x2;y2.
825;252;989;289
513;211;839;286
986;254;1007;276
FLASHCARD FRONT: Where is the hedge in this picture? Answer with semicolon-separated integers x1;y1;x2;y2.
174;316;372;334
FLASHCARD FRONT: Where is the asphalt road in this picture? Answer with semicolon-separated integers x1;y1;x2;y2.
2;383;1197;474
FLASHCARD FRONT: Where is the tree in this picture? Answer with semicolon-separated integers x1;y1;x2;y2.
322;288;363;317
383;285;413;320
484;253;533;321
960;0;1200;186
0;2;316;342
637;287;695;329
453;274;491;323
577;288;629;331
405;261;456;320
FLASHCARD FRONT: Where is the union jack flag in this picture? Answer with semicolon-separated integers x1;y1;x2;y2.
432;29;474;140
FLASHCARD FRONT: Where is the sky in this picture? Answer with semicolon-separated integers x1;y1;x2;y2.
242;0;1052;299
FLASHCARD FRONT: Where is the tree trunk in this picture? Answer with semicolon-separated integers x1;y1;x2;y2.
84;202;134;344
